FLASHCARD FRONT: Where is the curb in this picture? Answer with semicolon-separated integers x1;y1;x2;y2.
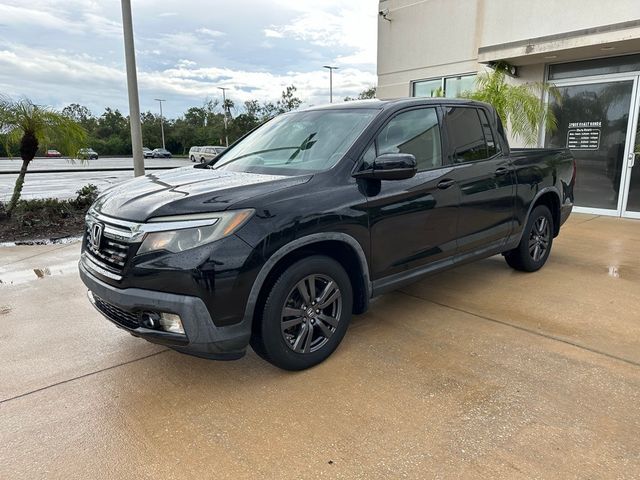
0;235;83;248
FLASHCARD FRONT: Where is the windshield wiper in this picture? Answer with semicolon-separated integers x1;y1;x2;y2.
286;133;317;164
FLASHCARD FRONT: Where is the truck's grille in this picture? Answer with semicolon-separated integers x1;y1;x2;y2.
84;222;132;276
93;294;139;329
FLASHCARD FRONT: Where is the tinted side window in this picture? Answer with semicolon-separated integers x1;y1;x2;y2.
446;107;490;162
478;109;500;157
376;108;442;171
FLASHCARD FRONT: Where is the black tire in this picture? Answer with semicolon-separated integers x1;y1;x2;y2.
504;205;554;272
200;157;205;163
190;155;195;162
250;255;353;370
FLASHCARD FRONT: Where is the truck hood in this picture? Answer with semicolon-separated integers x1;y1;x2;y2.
93;166;311;222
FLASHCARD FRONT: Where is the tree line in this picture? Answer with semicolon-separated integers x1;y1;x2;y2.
56;85;305;156
0;85;376;157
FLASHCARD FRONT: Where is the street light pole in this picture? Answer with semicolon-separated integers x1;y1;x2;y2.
218;86;229;147
323;65;339;103
120;0;144;177
154;98;166;150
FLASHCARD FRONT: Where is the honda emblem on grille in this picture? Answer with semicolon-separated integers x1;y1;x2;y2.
91;222;104;250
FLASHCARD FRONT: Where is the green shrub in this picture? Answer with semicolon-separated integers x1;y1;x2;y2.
2;184;98;228
73;184;99;208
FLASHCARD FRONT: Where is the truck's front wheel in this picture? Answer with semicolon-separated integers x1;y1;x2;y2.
251;256;353;370
504;205;554;272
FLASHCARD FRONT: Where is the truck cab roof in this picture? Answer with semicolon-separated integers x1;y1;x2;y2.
301;97;492;112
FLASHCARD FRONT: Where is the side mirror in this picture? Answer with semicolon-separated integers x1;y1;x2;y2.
353;153;417;181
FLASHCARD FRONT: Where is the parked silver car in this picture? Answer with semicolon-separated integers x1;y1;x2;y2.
152;148;172;158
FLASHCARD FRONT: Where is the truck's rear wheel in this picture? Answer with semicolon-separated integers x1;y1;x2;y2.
251;256;353;370
504;205;553;272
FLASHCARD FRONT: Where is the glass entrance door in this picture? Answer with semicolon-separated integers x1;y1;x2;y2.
621;91;640;218
545;77;637;215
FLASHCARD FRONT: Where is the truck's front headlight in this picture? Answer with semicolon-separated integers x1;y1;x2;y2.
137;209;254;254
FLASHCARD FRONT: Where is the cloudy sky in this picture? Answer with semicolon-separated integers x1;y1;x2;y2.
0;0;378;119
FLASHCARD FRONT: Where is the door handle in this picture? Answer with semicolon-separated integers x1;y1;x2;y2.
495;166;510;176
437;179;455;189
629;152;637;168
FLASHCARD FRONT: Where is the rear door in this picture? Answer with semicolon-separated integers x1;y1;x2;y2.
362;106;461;281
442;105;516;257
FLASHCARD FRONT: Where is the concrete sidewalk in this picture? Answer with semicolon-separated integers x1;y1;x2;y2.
1;214;639;479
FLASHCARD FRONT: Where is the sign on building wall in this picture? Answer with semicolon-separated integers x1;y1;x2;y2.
566;121;601;150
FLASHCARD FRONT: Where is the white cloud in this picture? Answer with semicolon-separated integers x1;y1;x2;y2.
176;59;198;68
196;27;226;38
0;2;121;38
263;0;377;66
0;42;376;116
263;29;284;38
0;3;74;31
0;0;378;117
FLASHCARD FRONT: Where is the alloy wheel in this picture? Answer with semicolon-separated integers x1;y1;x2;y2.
529;216;550;262
280;274;342;354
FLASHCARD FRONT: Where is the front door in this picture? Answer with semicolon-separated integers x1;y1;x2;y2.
362;107;460;281
545;75;640;217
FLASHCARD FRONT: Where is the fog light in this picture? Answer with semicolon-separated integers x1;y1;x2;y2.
159;313;185;334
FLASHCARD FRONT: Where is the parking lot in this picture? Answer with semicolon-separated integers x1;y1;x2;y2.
1;213;639;478
0;157;192;201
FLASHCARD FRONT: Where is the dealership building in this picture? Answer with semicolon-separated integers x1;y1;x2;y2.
377;0;640;218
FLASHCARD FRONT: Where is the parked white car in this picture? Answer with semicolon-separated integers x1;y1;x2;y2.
188;146;202;162
190;145;226;163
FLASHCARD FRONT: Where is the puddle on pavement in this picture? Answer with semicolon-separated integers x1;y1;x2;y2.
608;265;620;278
0;260;79;286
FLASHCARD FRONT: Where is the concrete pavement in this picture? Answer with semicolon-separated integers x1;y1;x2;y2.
1;214;639;478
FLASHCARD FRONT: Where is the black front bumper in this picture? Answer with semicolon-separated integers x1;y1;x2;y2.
79;262;251;360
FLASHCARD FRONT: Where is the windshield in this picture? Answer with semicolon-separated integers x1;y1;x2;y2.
213;109;377;175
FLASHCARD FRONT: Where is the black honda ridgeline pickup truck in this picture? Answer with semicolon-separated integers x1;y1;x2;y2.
79;99;575;370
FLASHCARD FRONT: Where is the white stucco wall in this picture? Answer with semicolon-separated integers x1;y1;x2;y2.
377;0;640;146
479;0;639;47
378;0;640;89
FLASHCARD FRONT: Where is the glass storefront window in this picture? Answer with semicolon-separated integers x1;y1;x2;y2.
549;54;640;80
412;74;476;98
444;75;477;97
413;79;443;97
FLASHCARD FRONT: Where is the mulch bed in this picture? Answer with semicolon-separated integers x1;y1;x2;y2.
0;210;86;243
0;186;96;243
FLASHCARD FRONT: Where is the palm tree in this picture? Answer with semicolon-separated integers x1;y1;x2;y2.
0;97;86;214
462;68;559;146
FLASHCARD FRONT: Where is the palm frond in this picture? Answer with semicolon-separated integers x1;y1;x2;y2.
2;96;89;214
2;97;87;157
460;69;559;146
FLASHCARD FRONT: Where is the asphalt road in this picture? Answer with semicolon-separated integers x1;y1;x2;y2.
1;214;640;478
0;157;192;201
